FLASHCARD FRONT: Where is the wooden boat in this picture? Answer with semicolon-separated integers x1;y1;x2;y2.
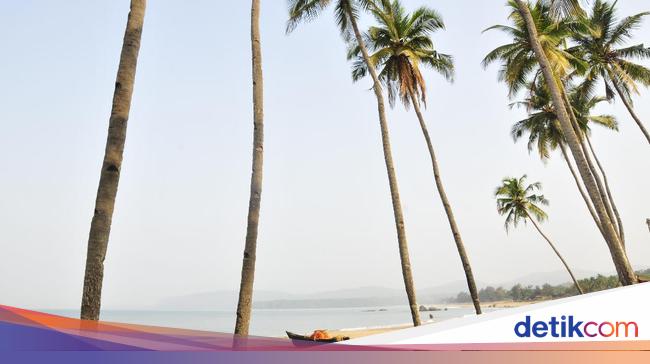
286;331;350;343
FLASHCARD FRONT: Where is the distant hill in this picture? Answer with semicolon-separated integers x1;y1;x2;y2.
156;290;297;311
154;281;489;310
296;286;404;300
153;269;646;310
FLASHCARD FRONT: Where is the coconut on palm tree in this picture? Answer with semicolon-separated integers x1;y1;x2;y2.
495;175;584;294
287;0;421;326
571;0;650;144
234;0;265;337
347;0;482;315
80;0;147;321
487;0;637;285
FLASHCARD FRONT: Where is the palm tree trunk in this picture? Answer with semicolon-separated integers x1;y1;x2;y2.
513;0;637;285
560;87;621;240
80;0;146;321
345;4;421;327
610;74;650;145
584;135;625;248
408;90;482;315
559;143;604;237
526;213;585;294
234;0;264;337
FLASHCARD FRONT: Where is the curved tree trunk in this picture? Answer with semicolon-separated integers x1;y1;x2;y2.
610;74;650;145
584;135;625;248
559;143;604;237
234;0;264;337
526;214;585;295
345;4;421;326
560;87;620;239
513;0;637;285
408;90;482;315
80;0;146;321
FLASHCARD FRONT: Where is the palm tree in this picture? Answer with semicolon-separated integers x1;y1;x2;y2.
234;0;265;337
571;0;650;144
347;0;482;315
80;0;147;320
492;0;637;285
510;79;619;238
482;0;585;97
495;176;584;294
287;0;421;326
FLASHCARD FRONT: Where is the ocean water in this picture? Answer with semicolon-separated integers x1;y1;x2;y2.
47;305;496;337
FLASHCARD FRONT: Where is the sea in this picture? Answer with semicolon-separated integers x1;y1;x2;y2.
46;305;498;337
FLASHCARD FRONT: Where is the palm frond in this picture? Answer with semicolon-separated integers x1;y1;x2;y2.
286;0;331;34
495;175;550;231
546;0;585;19
347;0;453;108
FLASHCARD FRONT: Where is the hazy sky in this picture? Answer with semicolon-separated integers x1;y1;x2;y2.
1;0;648;310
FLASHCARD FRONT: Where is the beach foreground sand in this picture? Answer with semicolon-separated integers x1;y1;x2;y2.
328;325;413;339
326;300;537;339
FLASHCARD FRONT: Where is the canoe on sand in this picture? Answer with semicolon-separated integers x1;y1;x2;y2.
286;331;350;343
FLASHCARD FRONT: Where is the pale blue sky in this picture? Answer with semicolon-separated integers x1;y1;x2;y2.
0;0;648;310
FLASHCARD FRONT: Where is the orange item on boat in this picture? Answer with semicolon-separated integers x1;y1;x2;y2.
309;330;331;340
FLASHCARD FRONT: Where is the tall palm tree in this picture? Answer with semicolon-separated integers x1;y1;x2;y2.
287;0;421;326
486;0;620;245
571;0;650;144
234;0;265;337
510;79;618;238
492;0;637;285
481;2;619;227
495;176;584;294
348;0;482;315
80;0;147;320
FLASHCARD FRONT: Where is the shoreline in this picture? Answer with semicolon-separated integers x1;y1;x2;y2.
327;300;539;339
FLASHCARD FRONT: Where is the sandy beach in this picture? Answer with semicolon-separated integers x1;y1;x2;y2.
326;300;539;339
329;324;413;339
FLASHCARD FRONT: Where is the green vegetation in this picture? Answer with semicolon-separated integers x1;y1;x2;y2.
572;0;650;144
449;269;650;303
